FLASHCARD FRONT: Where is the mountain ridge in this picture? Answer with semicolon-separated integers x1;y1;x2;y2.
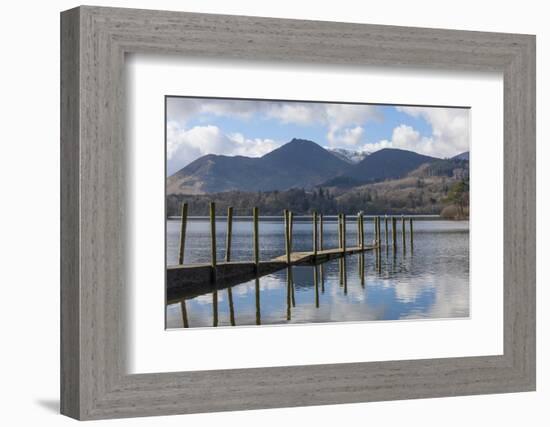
167;139;468;195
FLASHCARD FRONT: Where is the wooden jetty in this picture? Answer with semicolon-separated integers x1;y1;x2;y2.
167;204;415;304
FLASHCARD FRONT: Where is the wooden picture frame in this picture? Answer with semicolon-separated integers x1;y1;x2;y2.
61;5;536;420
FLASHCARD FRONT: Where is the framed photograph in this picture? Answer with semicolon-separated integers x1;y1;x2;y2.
61;6;536;420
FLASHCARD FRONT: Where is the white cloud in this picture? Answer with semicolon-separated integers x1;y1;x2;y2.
167;98;381;148
166;122;279;175
325;104;380;129
396;106;470;157
265;103;324;125
166;98;259;124
365;124;438;157
364;106;470;158
327;126;365;147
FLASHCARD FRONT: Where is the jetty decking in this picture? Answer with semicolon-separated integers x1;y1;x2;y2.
167;245;376;302
167;202;415;303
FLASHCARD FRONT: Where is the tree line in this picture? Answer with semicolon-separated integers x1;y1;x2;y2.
166;181;469;217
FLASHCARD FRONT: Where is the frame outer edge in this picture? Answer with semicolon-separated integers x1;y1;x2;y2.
60;6;82;420
61;6;537;420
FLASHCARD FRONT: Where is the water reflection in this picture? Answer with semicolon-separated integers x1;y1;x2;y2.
166;219;469;328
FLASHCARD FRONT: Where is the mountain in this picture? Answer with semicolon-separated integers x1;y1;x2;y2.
453;151;469;161
327;148;372;164
167;138;349;194
323;148;439;187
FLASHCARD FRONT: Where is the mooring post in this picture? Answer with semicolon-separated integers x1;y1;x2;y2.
357;213;361;248
225;207;233;262
320;213;324;251
360;213;365;250
313;211;318;256
284;209;291;264
338;214;343;286
209;202;217;275
342;214;347;253
401;214;406;250
372;216;378;247
253;207;260;269
378;216;382;248
392;216;397;249
338;214;343;251
178;202;188;265
209;202;218;327
289;211;294;250
225;206;235;326
409;217;414;249
373;216;378;247
385;215;389;247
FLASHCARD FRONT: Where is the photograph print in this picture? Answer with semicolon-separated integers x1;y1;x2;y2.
165;97;470;329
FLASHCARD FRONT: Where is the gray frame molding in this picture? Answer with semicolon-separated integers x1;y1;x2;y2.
61;6;536;420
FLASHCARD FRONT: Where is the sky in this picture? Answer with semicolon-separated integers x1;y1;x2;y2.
166;97;470;176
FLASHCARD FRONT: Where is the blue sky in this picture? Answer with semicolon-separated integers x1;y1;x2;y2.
166;97;470;175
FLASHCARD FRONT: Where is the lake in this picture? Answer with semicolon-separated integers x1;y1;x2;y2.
166;216;469;328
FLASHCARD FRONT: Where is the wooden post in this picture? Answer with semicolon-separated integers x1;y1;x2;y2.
401;214;406;250
373;216;378;247
313;211;318;256
319;213;324;251
284;209;291;264
357;213;361;248
178;202;188;265
338;214;343;251
209;202;217;274
409;217;414;248
289;211;294;251
392;216;397;248
360;214;365;250
372;216;378;247
253;207;260;268
338;214;343;286
385;215;389;247
225;206;235;326
342;214;347;253
377;216;381;247
225;207;233;262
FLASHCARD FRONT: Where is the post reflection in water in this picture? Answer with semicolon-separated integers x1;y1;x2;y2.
359;252;365;288
212;286;218;327
180;299;189;328
286;267;292;321
314;265;319;308
166;219;470;328
255;275;261;325
227;287;236;326
320;264;325;293
343;258;348;295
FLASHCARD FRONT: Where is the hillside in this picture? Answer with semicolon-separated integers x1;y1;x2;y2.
167;138;349;194
322;148;438;187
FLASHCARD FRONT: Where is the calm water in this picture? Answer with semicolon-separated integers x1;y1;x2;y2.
166;217;469;328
